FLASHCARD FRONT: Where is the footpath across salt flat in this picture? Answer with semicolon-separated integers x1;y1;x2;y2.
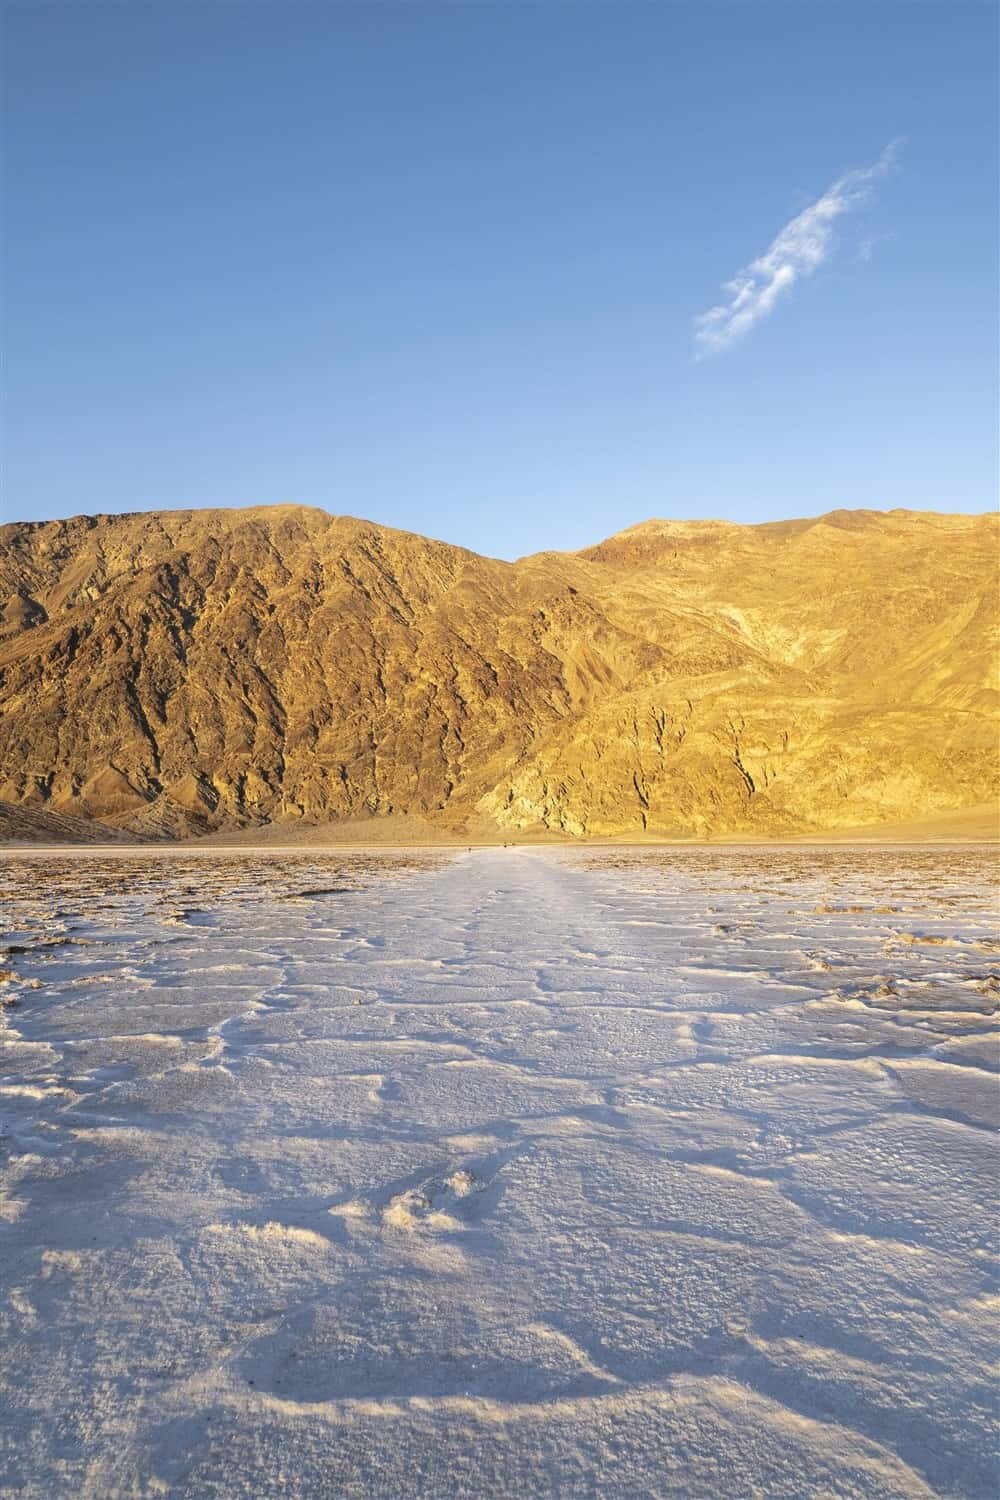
0;845;997;1498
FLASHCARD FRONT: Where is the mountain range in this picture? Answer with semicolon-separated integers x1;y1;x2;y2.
0;505;996;839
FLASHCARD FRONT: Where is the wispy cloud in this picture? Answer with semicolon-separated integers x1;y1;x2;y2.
693;140;902;358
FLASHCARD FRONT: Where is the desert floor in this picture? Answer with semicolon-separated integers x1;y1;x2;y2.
1;846;997;1497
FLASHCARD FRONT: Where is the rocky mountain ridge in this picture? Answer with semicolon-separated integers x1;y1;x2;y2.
0;505;996;838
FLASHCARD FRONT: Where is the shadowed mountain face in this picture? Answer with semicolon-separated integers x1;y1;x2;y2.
0;505;996;838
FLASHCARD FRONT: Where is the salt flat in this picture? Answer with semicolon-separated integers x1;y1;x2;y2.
0;846;997;1498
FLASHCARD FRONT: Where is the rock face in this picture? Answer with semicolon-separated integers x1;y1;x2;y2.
0;505;996;838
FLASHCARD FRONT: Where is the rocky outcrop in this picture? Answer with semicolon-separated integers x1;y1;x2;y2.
0;505;995;838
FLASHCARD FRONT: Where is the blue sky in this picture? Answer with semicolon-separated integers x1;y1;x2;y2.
3;1;997;558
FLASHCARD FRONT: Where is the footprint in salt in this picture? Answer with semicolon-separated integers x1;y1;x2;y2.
366;1075;401;1103
383;1169;485;1231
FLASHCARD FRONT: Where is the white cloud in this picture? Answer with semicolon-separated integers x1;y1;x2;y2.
693;140;902;358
